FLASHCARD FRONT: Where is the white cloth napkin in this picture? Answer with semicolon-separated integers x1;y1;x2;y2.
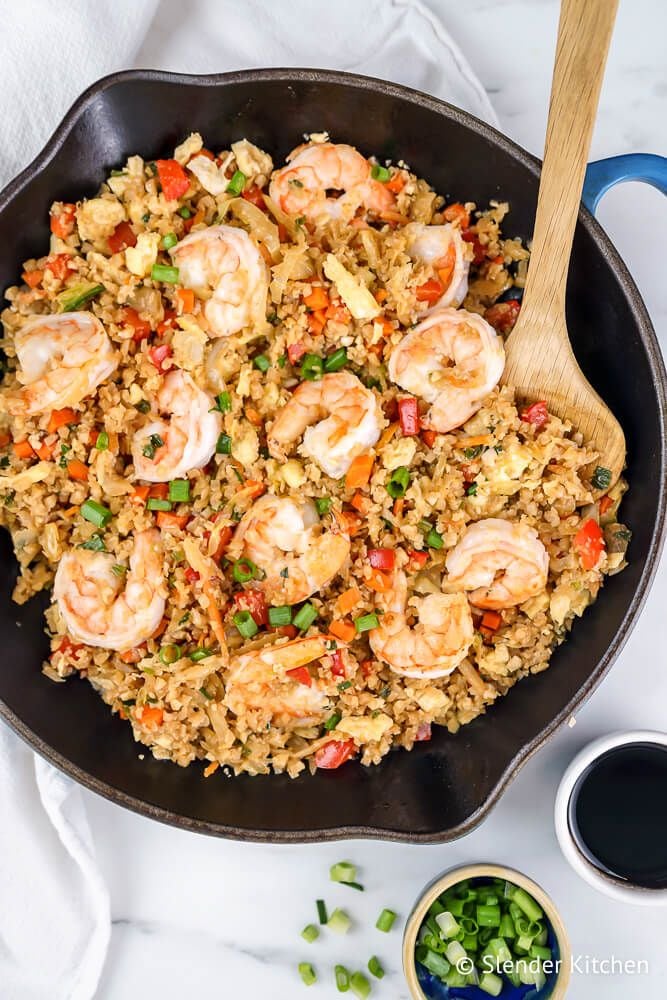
0;2;494;998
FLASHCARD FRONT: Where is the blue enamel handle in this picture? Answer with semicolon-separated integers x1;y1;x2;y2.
583;153;667;214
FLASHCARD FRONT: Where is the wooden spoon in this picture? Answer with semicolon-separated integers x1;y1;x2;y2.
502;0;625;489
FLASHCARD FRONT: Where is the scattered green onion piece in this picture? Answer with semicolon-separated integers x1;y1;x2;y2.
461;933;478;951
476;904;501;928
324;347;348;372
226;169;246;196
232;557;258;583
435;911;460;940
350;972;370;999
338;680;352;692
330;861;357;884
465;482;478;496
315;497;332;515
416;946;450;978
95;431;109;451
592;465;612;490
56;281;104;312
293;602;318;631
146;498;172;512
508;886;543;922
316;899;328;925
324;712;341;731
111;563;127;577
216;390;232;412
233;610;259;639
136;399;151;413
168;479;190;503
160;232;178;250
216;433;232;455
159;644;181;665
371;164;391;182
189;647;214;662
443;898;465;918
367;957;384;980
327;908;351;935
151;263;180;284
444;940;467;966
81;499;112;528
301;353;324;381
177;205;191;219
301;924;319;944
335;965;350;992
386;466;410;499
479;971;503;997
499;913;515;939
376;908;397;933
79;534;106;552
298;962;317;987
354;612;379;633
487;937;513;965
253;353;270;372
142;433;164;460
268;605;292;627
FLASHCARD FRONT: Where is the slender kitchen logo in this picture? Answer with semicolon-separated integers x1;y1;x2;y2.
455;955;650;977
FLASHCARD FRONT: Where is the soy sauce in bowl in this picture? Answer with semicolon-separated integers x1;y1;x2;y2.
567;741;667;889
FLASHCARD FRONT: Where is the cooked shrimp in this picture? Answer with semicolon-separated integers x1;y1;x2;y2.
387;307;504;432
269;142;395;222
53;529;166;652
268;372;383;478
228;495;350;604
445;518;549;609
170;225;269;337
224;635;331;728
369;570;474;679
407;222;470;308
5;312;118;416
132;370;222;482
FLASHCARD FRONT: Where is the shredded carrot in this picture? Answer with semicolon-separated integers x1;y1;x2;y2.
421;429;437;448
47;408;78;434
307;309;327;335
245;405;263;427
337;587;362;615
329;619;356;643
303;286;330;311
62;505;80;518
454;434;493;449
340;510;363;537
378;422;399;450
175;287;195;314
374;288;388;304
243;479;266;499
156;511;190;530
149;483;169;499
66;458;88;481
385;172;406;194
203;761;220;777
131;485;150;505
376;315;394;337
151;617;169;639
22;269;44;288
120;648;143;664
599;495;614;515
13;440;35;459
344;453;374;490
35;441;55;461
365;569;392;593
350;491;371;515
393;497;405;518
481;610;502;631
138;705;164;729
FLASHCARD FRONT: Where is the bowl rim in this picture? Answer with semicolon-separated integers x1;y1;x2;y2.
1;66;666;843
402;862;572;998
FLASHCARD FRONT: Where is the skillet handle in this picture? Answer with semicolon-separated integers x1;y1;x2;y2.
583;153;667;213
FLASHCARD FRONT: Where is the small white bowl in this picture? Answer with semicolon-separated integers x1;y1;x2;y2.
554;730;667;906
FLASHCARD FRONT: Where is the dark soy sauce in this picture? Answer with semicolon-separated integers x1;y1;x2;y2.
568;742;667;889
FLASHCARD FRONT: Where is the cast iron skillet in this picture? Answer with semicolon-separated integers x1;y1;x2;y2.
1;69;666;843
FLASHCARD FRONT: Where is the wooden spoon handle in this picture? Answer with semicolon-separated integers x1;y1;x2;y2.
519;0;619;328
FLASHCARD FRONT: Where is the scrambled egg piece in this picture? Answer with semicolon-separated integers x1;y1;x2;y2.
76;197;125;242
336;712;393;743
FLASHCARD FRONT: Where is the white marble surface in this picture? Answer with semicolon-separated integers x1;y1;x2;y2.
86;2;667;997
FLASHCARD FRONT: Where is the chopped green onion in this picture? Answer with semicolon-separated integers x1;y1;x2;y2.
233;610;258;639
316;899;328;925
146;497;172;511
160;232;178;250
95;431;109;451
216;433;232;455
376;908;397;933
226;170;246;195
499;913;515;938
268;605;292;627
81;498;112;528
189;647;214;662
507;885;543;922
435;911;460;939
531;944;552;960
293;602;318;631
354;612;379;633
301;924;319;944
136;399;151;414
419;520;444;549
324;347;348;372
232;557;258;583
111;563;127;577
367;956;384;980
168;479;190;503
338;680;352;691
253;353;270;372
151;263;180;284
592;465;612;490
315;497;332;515
416;945;450;978
386;465;410;499
476;904;501;927
325;713;341;732
330;861;357;884
465;482;478;497
79;534;106;552
327;908;351;935
56;281;104;312
142;433;164;459
345;882;365;892
301;353;324;381
444;940;467;966
335;965;350;992
371;164;391;182
216;390;232;412
350;972;370;999
479;971;503;997
487;937;513;965
298;962;316;987
177;205;191;219
159;644;181;665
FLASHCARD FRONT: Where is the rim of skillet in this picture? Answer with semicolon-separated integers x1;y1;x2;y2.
1;67;666;843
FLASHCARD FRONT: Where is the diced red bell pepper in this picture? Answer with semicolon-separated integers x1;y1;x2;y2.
210;525;233;564
286;666;312;687
599;495;614;515
408;549;429;568
56;637;83;659
287;341;307;365
484;299;521;335
314;739;357;770
108;221;137;254
573;518;605;571
415;277;444;304
443;203;470;228
148;343;173;372
157;308;177;336
360;658;375;678
184;567;200;584
242;185;267;210
44;254;73;281
415;722;432;742
330;649;346;677
462;228;485;264
398;396;420;436
520;400;549;430
122;306;152;341
233;589;268;627
368;548;396;571
421;429;437;449
156;159;190;202
49;203;76;239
